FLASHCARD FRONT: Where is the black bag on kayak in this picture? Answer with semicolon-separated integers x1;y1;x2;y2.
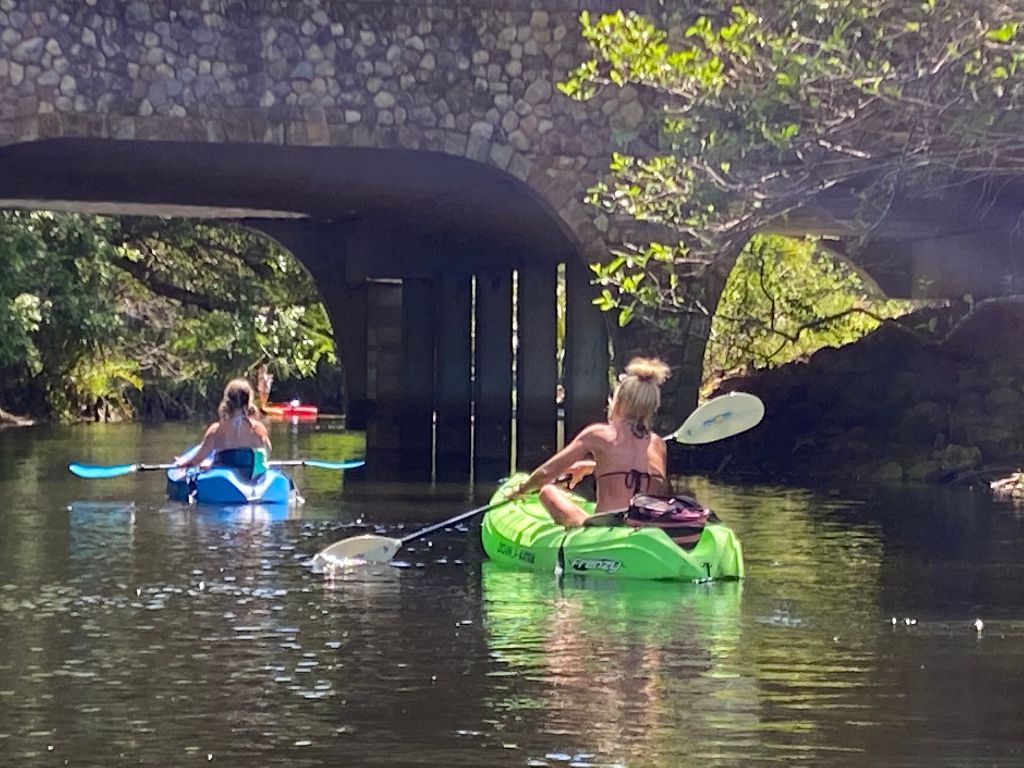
625;494;711;549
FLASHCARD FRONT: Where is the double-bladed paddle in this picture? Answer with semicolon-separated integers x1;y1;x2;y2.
69;458;366;480
314;391;765;568
313;498;514;569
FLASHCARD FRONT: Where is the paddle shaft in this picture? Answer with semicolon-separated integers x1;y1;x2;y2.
69;457;364;479
399;498;512;545
314;498;514;563
269;459;364;469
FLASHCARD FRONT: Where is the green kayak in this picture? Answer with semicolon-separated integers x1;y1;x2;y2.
482;474;744;581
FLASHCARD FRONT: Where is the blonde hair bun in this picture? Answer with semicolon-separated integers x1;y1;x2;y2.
625;357;670;387
607;357;670;432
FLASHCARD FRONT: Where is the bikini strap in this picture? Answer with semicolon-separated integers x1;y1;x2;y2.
599;469;661;493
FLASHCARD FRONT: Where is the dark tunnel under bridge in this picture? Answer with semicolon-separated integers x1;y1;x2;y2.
0;138;612;481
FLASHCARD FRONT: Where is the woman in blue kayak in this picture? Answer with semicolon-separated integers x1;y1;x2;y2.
508;357;672;526
175;378;272;477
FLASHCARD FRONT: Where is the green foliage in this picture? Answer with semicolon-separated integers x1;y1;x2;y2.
115;217;337;409
564;1;1024;317
0;212;336;419
704;235;915;388
69;356;144;419
0;212;125;415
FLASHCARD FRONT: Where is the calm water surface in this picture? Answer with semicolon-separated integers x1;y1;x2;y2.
2;422;1024;766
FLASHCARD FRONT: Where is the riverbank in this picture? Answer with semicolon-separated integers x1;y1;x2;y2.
673;297;1024;490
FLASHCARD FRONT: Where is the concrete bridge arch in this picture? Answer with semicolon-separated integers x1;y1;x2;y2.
0;136;614;479
0;0;655;257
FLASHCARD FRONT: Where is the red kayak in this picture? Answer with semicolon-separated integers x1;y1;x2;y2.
263;400;319;418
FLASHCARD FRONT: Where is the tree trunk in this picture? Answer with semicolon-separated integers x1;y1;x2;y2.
609;257;736;433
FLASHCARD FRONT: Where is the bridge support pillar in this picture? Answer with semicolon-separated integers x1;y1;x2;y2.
434;273;473;482
399;278;435;479
564;256;609;440
516;264;558;470
331;281;370;430
474;269;513;481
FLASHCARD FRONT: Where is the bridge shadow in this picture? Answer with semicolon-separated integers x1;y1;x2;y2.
0;138;611;481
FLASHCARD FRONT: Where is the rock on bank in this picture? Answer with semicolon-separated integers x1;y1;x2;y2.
672;298;1024;485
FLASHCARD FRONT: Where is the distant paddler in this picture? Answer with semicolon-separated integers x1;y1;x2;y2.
256;363;274;411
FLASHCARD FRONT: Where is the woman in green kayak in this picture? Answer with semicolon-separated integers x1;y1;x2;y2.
175;378;272;477
509;357;672;526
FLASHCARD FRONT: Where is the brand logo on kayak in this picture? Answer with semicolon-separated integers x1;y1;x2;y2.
570;558;621;573
496;541;535;564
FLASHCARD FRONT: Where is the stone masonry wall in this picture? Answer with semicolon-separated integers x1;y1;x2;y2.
0;0;658;260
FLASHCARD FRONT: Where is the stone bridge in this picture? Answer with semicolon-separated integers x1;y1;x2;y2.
0;0;672;479
2;0;1021;479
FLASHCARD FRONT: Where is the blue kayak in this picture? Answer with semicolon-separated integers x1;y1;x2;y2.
165;465;294;504
166;445;294;505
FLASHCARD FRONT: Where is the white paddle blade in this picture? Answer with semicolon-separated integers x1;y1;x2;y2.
673;392;765;444
314;534;402;567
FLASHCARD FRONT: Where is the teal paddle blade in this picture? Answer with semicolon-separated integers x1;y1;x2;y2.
68;463;139;479
302;459;365;470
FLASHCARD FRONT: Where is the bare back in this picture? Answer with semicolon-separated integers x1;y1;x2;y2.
585;421;668;512
515;417;669;521
204;415;271;454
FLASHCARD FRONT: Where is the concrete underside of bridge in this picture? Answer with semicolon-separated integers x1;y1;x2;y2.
0;138;611;479
773;180;1024;300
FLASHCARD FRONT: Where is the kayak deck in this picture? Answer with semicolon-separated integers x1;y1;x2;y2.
166;465;293;505
481;474;744;581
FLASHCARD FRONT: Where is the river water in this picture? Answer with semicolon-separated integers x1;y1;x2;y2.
2;421;1024;767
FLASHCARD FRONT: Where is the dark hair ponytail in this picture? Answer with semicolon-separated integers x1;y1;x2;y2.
218;378;257;419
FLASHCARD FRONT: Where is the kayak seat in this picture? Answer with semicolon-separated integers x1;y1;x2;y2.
214;447;269;481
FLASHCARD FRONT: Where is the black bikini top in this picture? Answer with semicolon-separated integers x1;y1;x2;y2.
597;468;666;494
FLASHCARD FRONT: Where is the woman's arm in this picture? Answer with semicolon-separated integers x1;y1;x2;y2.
565;459;596;488
509;428;597;498
176;424;218;468
651;435;672;495
255;421;272;455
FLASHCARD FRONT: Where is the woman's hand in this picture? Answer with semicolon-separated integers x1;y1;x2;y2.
565;460;596;489
506;482;530;499
175;456;212;470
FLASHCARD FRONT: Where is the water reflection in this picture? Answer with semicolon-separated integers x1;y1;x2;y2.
481;564;751;766
4;424;1024;765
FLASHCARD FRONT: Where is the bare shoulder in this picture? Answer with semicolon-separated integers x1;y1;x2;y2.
204;421;222;437
252;419;269;437
575;422;614;446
